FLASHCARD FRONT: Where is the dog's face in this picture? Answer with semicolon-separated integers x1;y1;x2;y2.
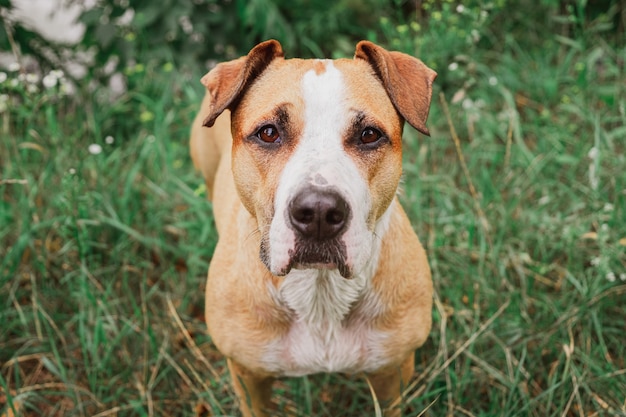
230;59;403;278
201;40;436;278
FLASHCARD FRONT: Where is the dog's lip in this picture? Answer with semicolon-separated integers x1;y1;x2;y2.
293;261;338;271
290;261;353;279
262;234;353;278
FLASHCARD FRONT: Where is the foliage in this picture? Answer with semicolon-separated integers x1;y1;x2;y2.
1;0;626;416
75;0;400;82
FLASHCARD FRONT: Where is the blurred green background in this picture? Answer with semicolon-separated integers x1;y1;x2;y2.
1;0;625;416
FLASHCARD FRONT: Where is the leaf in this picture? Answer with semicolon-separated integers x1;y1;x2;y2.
95;23;117;48
554;35;584;50
0;399;21;417
18;142;46;153
554;154;580;165
581;232;598;240
79;8;103;25
133;6;162;29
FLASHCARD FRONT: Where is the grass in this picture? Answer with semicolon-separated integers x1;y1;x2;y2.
1;3;625;416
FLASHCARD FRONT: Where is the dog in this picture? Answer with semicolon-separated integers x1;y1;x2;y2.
190;40;435;417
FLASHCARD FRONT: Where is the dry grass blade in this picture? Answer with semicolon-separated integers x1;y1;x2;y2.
416;395;440;417
166;296;221;380
438;92;492;247
504;110;514;173
405;299;511;404
91;404;137;417
364;376;383;417
166;297;226;415
433;299;511;377
0;179;28;185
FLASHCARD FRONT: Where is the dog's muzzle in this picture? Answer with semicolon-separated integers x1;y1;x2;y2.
284;186;352;277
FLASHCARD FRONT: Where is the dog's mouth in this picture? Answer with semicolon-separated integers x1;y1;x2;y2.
261;238;352;278
288;238;351;278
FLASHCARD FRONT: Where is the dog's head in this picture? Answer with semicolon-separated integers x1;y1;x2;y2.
201;40;436;278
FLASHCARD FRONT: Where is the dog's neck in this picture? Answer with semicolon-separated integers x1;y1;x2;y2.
275;269;367;326
270;201;394;327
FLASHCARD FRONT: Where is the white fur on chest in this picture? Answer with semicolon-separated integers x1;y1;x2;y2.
262;204;394;377
264;270;390;376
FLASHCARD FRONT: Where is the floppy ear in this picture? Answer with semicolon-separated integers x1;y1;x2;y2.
201;40;285;127
354;41;437;135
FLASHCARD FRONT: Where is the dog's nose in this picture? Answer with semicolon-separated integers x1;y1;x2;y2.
288;188;350;240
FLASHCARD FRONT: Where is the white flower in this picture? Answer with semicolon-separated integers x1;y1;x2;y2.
489;76;498;86
606;272;616;282
603;203;614;212
88;144;103;155
59;79;71;95
462;98;474;110
0;72;6;83
179;15;193;34
8;62;20;72
69;168;76;175
105;135;114;144
443;224;455;236
25;73;40;84
538;195;550;205
50;69;64;79
471;29;481;43
588;146;598;159
456;5;465;13
448;62;459;71
43;74;58;89
620;273;626;282
590;256;601;266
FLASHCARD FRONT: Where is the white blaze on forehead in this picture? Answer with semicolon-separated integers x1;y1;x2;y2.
287;60;366;194
300;61;347;143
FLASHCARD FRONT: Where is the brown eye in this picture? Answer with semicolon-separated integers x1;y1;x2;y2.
257;125;281;143
361;128;382;144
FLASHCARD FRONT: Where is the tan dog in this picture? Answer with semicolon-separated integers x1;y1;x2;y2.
190;40;435;417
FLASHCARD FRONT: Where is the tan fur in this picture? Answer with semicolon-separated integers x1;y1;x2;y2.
190;40;435;416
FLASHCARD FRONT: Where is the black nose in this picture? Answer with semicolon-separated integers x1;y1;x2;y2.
288;188;350;240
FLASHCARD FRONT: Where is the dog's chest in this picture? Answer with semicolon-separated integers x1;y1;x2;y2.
268;318;389;377
262;270;390;376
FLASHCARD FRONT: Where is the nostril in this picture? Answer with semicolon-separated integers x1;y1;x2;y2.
326;210;344;225
294;208;315;224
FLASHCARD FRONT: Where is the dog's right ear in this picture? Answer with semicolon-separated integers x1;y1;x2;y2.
201;40;284;127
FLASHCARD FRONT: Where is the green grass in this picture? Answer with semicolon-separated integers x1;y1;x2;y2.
1;4;625;417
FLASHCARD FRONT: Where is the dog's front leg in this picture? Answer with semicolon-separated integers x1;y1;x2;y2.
366;354;415;417
227;358;275;417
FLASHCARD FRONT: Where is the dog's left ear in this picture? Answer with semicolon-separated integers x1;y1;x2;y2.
355;41;437;136
201;40;285;127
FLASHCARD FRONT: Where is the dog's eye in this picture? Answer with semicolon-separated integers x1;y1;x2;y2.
257;125;281;143
360;128;382;144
